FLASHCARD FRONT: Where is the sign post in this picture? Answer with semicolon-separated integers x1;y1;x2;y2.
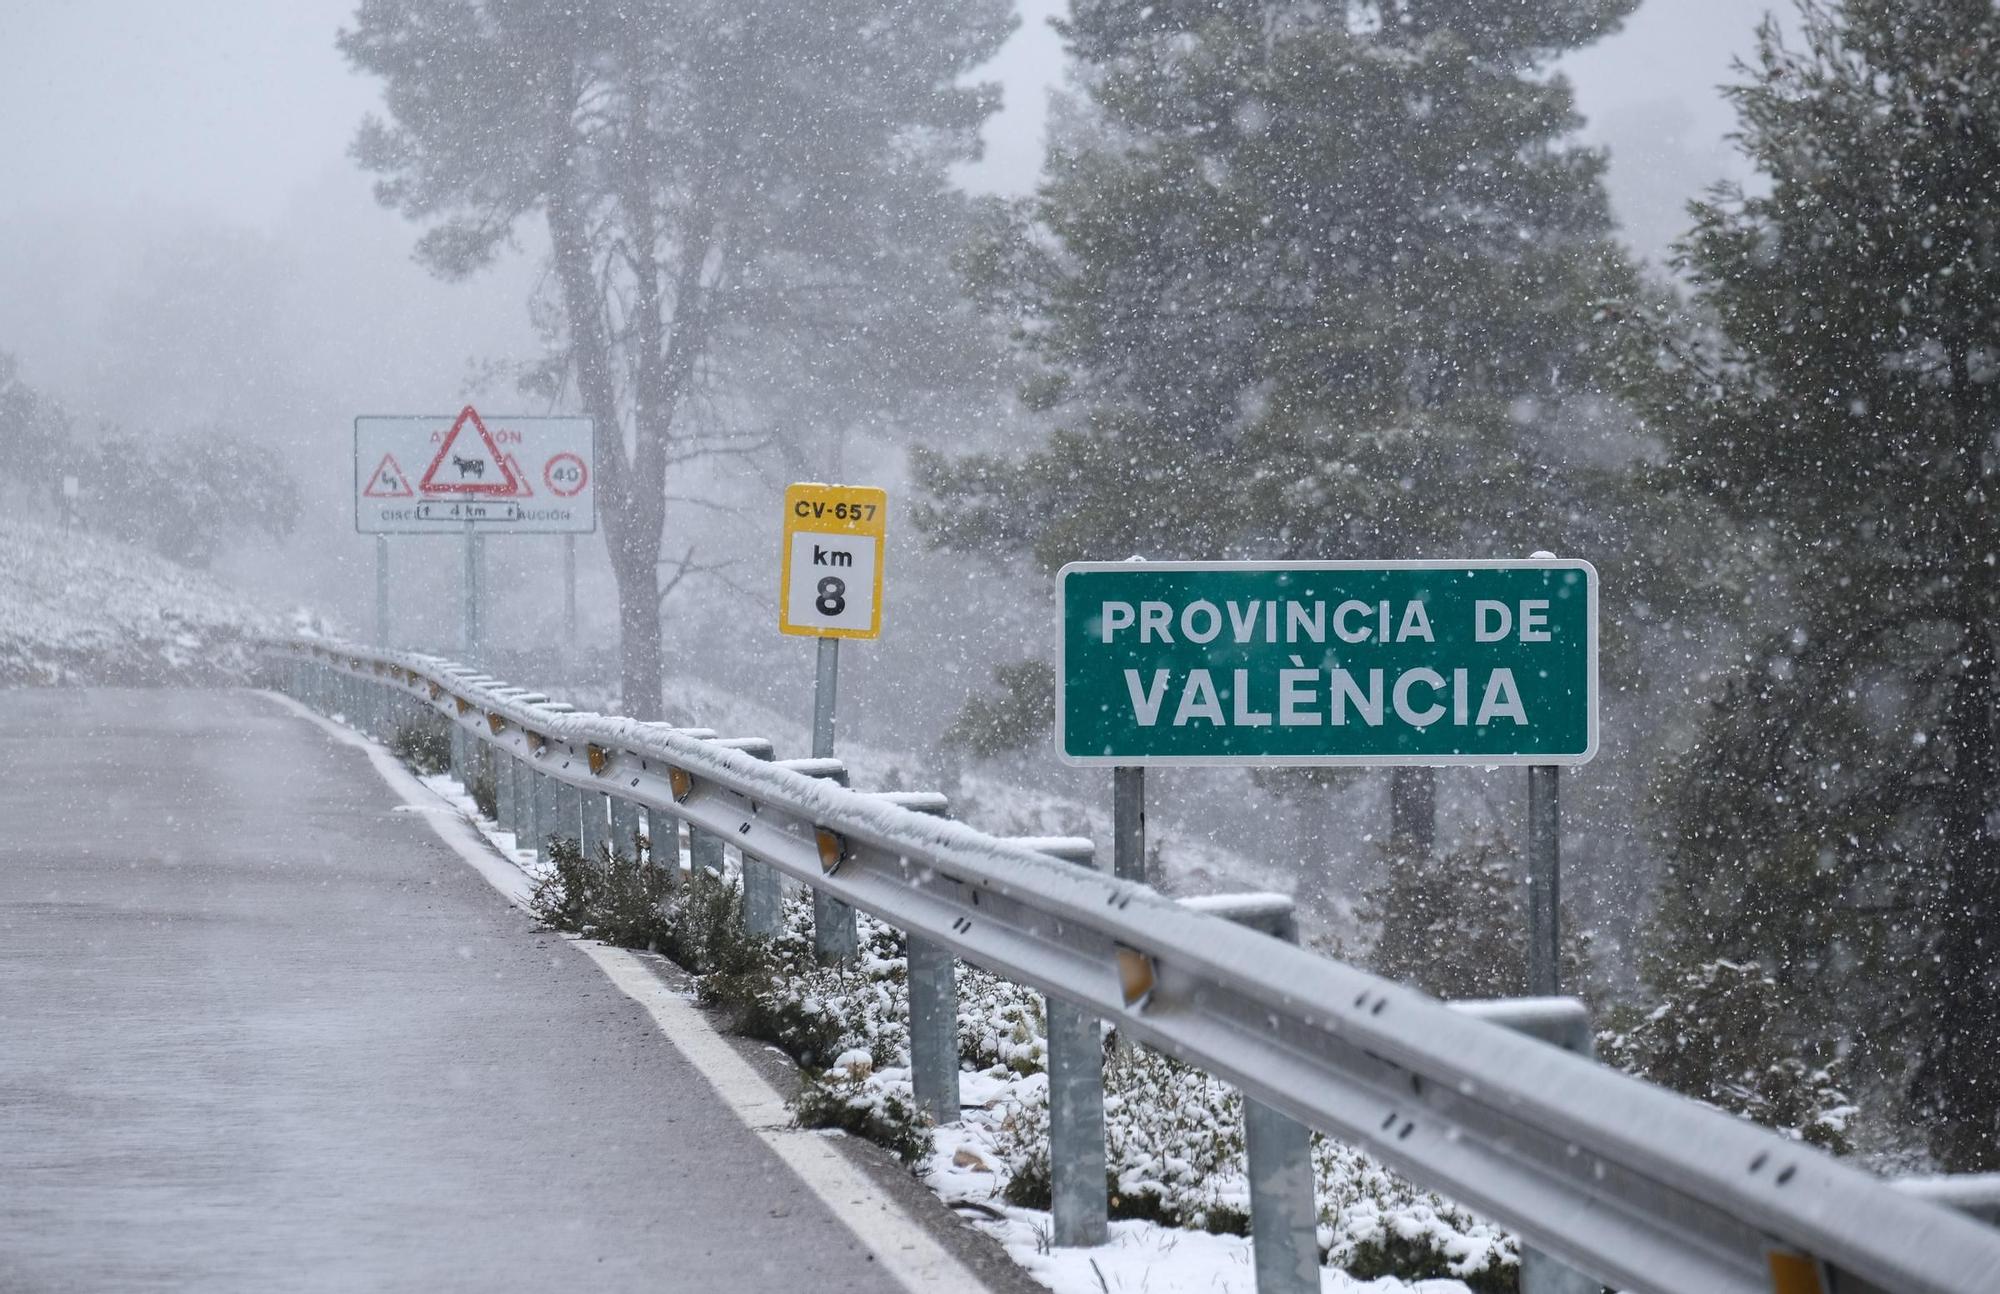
375;536;390;647
354;406;594;662
462;523;481;661
780;482;888;963
564;534;578;654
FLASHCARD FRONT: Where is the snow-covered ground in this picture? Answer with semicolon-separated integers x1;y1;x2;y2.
0;518;275;685
389;751;1492;1294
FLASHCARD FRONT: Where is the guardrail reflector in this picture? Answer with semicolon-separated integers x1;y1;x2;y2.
428;682;442;700
487;713;506;735
669;768;693;802
587;745;610;775
454;697;471;715
1767;1251;1829;1294
816;828;847;874
1117;945;1157;1008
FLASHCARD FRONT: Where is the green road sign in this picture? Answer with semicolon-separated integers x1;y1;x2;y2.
1058;560;1597;766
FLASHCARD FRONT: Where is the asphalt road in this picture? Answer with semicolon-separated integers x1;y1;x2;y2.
0;688;1029;1292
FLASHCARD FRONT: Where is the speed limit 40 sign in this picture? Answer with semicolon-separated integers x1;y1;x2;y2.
780;483;886;639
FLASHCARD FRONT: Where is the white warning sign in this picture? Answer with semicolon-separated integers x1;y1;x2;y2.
354;407;596;534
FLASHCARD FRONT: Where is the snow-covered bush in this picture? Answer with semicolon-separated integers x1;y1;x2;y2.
1600;958;1857;1153
509;812;1517;1283
985;1041;1516;1289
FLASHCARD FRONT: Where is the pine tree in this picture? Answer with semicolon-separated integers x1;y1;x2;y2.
925;0;1635;558
341;0;1013;716
1624;0;2000;1170
917;0;1636;849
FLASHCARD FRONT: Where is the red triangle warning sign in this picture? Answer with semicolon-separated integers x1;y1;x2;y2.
503;454;534;497
363;453;414;498
418;406;523;496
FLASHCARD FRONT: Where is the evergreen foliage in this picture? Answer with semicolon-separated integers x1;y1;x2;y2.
918;0;1637;573
68;427;298;570
1361;834;1528;1000
1599;960;1857;1155
943;659;1056;756
1617;0;2000;1169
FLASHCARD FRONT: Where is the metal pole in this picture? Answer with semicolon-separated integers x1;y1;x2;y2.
374;535;389;648
564;534;577;656
1527;765;1561;996
461;522;480;664
1113;766;1145;882
811;636;857;962
812;636;840;757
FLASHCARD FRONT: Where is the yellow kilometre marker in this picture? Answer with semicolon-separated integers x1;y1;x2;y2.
779;482;887;640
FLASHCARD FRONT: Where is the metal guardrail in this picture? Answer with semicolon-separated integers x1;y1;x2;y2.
269;637;2000;1294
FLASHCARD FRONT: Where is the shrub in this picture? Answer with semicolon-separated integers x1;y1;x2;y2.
390;719;452;776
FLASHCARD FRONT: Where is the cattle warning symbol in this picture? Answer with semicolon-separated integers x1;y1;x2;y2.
418;406;522;496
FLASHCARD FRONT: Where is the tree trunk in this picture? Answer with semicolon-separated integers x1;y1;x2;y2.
1389;767;1435;859
1928;619;2000;1171
609;528;665;721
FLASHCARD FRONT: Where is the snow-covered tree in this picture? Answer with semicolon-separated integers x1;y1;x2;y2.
918;0;1637;843
341;0;1013;716
1624;0;2000;1170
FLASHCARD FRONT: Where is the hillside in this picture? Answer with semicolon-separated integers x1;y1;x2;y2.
0;519;275;685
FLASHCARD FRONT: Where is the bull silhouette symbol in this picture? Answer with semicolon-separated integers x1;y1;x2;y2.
451;455;486;479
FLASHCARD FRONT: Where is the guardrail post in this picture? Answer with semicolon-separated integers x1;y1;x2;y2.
515;755;538;858
579;786;606;862
907;937;959;1126
687;815;721;877
1243;907;1318;1294
1049;829;1109;1248
496;744;517;835
742;745;783;936
809;638;860;963
1048;997;1108;1247
1448;997;1601;1294
556;781;584;855
884;792;960;1127
1175;893;1319;1293
533;763;558;866
609;793;641;861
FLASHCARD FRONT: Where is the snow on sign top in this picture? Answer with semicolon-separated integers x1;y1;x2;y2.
353;407;596;534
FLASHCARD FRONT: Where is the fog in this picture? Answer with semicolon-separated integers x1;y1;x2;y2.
0;0;1782;937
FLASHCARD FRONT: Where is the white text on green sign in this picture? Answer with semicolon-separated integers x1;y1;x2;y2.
1057;560;1597;766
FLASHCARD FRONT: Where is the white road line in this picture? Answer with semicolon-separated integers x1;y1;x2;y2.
258;689;988;1294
